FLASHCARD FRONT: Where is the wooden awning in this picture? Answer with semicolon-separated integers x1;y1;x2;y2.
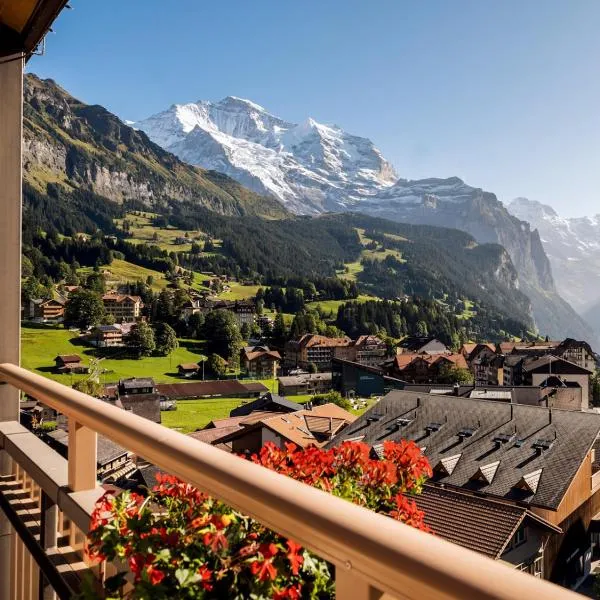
0;0;69;58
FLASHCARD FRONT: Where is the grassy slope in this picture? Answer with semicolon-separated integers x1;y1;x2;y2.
218;284;262;300
161;399;245;433
339;227;404;282
83;259;167;292
21;325;208;383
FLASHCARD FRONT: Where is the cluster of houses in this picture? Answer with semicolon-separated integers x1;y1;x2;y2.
22;327;600;591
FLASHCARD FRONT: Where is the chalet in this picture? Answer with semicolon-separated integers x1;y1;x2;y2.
331;390;600;586
284;334;352;371
521;355;593;409
383;353;468;383
174;236;188;245
278;372;333;396
241;345;281;379
334;335;387;367
102;292;143;323
90;324;123;347
26;298;65;322
187;411;278;450
397;336;448;355
554;338;596;371
467;344;504;386
177;363;200;378
114;378;161;423
460;342;496;359
53;354;88;374
217;403;356;454
180;299;204;321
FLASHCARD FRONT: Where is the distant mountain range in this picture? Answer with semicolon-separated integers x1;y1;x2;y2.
508;198;600;333
135;97;596;346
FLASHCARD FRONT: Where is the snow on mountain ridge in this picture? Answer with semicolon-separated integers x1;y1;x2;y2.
134;97;397;213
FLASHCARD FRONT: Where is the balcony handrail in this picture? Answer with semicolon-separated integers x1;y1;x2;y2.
0;362;578;599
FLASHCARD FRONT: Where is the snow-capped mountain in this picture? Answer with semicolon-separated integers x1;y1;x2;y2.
134;97;397;213
508;198;600;320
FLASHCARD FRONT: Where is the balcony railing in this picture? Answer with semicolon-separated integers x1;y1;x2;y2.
0;362;581;599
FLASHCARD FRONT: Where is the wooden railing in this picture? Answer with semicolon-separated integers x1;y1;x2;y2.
0;362;581;599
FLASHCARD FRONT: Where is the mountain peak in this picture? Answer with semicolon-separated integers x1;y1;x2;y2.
135;96;397;213
215;96;267;113
509;197;558;218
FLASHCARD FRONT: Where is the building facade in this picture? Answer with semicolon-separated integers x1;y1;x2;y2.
102;293;143;323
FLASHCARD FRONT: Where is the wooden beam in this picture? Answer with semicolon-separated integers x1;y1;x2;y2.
21;0;70;55
0;55;22;421
0;53;22;600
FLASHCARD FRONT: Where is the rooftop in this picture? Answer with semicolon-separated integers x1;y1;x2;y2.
414;484;560;558
331;390;600;509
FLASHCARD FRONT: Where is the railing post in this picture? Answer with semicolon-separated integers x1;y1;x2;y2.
40;492;58;600
335;569;390;600
67;419;97;551
67;419;97;492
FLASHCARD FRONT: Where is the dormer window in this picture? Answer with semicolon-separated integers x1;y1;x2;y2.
514;469;543;495
434;454;462;476
470;461;500;485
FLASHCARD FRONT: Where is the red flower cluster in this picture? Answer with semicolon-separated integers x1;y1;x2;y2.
86;440;431;599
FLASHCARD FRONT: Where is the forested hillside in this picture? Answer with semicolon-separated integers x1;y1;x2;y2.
21;74;535;341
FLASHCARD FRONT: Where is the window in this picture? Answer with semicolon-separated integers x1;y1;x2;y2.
512;526;526;548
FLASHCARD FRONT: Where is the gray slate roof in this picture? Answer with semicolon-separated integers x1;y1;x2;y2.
330;390;600;510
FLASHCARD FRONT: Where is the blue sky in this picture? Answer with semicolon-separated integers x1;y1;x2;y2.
29;0;600;217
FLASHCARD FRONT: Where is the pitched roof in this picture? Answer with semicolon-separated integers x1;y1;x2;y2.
523;355;593;375
352;335;386;347
391;353;467;371
242;348;282;362
120;377;155;389
278;373;332;386
177;363;200;371
54;354;82;364
413;485;560;559
291;334;352;349
330;389;600;510
220;404;356;449
156;380;267;399
230;393;302;417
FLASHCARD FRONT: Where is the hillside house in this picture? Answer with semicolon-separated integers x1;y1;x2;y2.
241;345;281;379
90;324;123;347
284;334;352;371
334;335;387;367
397;336;449;355
177;363;200;378
25;298;66;322
383;353;468;383
102;292;143;323
53;354;88;374
218;403;356;454
278;372;333;396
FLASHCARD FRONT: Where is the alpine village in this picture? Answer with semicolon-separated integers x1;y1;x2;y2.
1;2;600;600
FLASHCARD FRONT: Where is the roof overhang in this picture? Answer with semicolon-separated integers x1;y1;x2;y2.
0;0;69;59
